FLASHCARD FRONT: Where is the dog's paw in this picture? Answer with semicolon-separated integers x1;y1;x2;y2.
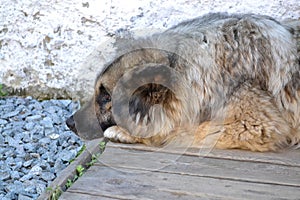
104;126;139;144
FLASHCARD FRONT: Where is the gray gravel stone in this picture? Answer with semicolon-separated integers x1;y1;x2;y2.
10;171;20;180
59;149;76;162
26;115;42;122
44;128;56;136
41;172;55;182
18;194;34;200
0;171;10;181
0;119;8;125
0;134;4;144
0;96;82;199
40;116;54;129
11;159;23;171
39;137;51;145
2;110;20;118
24;185;36;194
51;114;62;125
20;174;33;182
0;105;14;112
54;160;65;173
22;133;31;143
24;122;35;131
23;143;36;153
6;135;19;147
23;160;33;168
35;182;46;195
59;99;72;107
29;165;42;176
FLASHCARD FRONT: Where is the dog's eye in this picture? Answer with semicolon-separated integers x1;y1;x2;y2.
97;85;111;105
102;94;111;102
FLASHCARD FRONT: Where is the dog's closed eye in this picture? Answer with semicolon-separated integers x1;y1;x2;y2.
97;85;111;105
96;85;115;131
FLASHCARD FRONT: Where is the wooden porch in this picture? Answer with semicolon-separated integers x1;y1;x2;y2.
40;140;300;200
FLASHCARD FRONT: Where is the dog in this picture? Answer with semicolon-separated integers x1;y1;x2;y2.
67;13;300;152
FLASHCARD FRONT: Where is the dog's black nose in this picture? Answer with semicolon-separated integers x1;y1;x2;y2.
66;115;77;133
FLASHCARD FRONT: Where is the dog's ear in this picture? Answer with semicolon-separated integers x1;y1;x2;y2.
72;98;103;140
129;83;170;125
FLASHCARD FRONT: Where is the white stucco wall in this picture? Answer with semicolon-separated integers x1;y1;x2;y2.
0;0;299;102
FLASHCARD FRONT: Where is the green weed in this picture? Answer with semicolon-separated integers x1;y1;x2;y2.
99;141;106;151
0;84;7;96
46;186;62;200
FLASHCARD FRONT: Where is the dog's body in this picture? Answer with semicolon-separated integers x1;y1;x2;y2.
67;13;300;151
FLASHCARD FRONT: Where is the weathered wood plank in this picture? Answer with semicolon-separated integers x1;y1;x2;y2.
106;142;300;167
61;165;300;200
96;146;300;187
58;142;300;199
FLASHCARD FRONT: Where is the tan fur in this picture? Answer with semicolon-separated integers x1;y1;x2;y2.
67;13;300;152
105;83;296;151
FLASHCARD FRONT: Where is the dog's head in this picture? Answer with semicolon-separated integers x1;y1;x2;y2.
66;77;117;140
66;47;180;140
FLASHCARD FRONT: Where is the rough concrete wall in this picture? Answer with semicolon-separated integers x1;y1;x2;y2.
0;0;299;102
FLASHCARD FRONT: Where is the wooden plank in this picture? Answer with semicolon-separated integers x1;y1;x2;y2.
60;165;300;200
106;142;300;167
57;142;300;199
96;146;300;187
38;139;104;200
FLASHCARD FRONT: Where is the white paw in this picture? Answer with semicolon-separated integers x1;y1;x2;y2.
103;126;137;143
103;126;118;139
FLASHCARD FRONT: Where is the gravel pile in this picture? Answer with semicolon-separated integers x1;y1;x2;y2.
0;96;83;200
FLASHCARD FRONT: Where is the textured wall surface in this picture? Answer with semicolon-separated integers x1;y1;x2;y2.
0;0;299;102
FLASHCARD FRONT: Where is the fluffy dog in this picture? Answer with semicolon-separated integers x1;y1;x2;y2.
67;13;300;152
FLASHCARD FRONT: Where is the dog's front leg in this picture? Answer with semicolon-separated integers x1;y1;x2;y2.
104;126;141;144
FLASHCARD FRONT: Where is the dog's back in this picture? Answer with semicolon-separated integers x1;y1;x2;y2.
68;13;300;151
